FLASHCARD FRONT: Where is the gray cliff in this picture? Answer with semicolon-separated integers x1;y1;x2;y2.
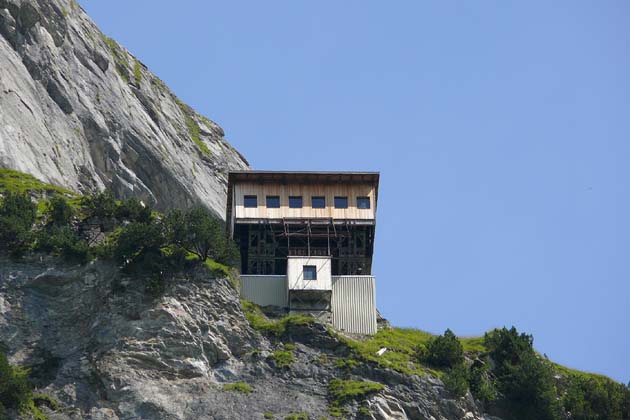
0;0;248;217
0;256;493;420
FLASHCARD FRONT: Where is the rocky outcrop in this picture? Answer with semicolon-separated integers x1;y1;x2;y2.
0;255;495;420
0;0;248;217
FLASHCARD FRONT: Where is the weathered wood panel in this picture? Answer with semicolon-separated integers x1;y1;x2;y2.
233;183;376;220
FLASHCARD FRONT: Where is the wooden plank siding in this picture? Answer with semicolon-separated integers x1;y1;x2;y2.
233;182;376;220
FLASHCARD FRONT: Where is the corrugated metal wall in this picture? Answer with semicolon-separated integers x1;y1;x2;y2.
240;275;287;307
331;276;377;335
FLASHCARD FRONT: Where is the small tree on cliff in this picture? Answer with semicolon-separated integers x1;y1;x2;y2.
164;207;237;265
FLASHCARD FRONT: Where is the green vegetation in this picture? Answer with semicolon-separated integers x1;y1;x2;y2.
0;351;58;419
241;300;315;337
101;34;129;82
164;207;238;264
222;382;253;394
328;379;384;405
270;349;295;369
335;327;436;376
0;168;73;195
327;379;383;417
483;327;561;420
45;195;76;226
264;412;274;419
335;325;629;419
0;170;239;296
0;191;37;256
357;406;371;417
133;58;142;85
175;98;211;156
419;328;464;368
284;412;309;420
442;362;469;397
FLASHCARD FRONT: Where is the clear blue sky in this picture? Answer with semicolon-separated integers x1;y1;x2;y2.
79;1;630;383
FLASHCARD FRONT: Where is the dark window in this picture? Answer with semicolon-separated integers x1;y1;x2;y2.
303;265;317;280
357;196;371;209
334;196;348;209
266;195;280;208
311;196;326;208
244;195;257;208
289;196;303;208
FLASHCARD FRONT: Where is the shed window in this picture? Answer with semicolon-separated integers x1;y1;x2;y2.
266;195;280;208
357;196;371;209
311;196;326;208
289;196;303;208
244;195;258;208
303;265;317;280
334;196;348;209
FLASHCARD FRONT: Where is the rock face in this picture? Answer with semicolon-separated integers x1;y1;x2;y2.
0;256;495;420
0;0;248;217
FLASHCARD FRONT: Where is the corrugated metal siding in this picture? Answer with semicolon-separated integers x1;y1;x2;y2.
331;276;377;335
240;275;287;307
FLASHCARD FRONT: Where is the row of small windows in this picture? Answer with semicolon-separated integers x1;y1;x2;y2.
243;195;370;209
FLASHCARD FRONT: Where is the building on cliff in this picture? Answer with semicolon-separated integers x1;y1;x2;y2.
226;171;379;335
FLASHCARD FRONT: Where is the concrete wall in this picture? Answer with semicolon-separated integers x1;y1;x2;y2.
287;256;332;291
239;273;377;335
331;276;377;335
240;275;287;307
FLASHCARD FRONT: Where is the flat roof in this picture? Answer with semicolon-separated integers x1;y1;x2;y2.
228;170;379;184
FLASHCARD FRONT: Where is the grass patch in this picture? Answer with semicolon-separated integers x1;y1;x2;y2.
0;168;73;196
264;412;274;419
222;382;253;393
460;336;486;354
101;34;129;82
284;413;309;420
175;98;210;156
133;58;142;85
328;379;384;405
270;349;295;369
31;394;59;411
336;327;435;376
241;300;315;337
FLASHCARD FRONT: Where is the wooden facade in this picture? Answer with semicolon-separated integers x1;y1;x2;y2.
232;182;376;221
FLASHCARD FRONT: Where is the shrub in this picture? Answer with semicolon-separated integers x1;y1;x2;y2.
0;352;32;412
270;350;294;369
222;382;253;393
35;226;89;263
484;327;561;420
469;359;497;405
81;191;117;219
114;222;164;267
563;375;630;420
115;198;151;223
163;207;238;266
443;362;470;397
422;329;464;368
45;195;75;226
0;192;36;254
